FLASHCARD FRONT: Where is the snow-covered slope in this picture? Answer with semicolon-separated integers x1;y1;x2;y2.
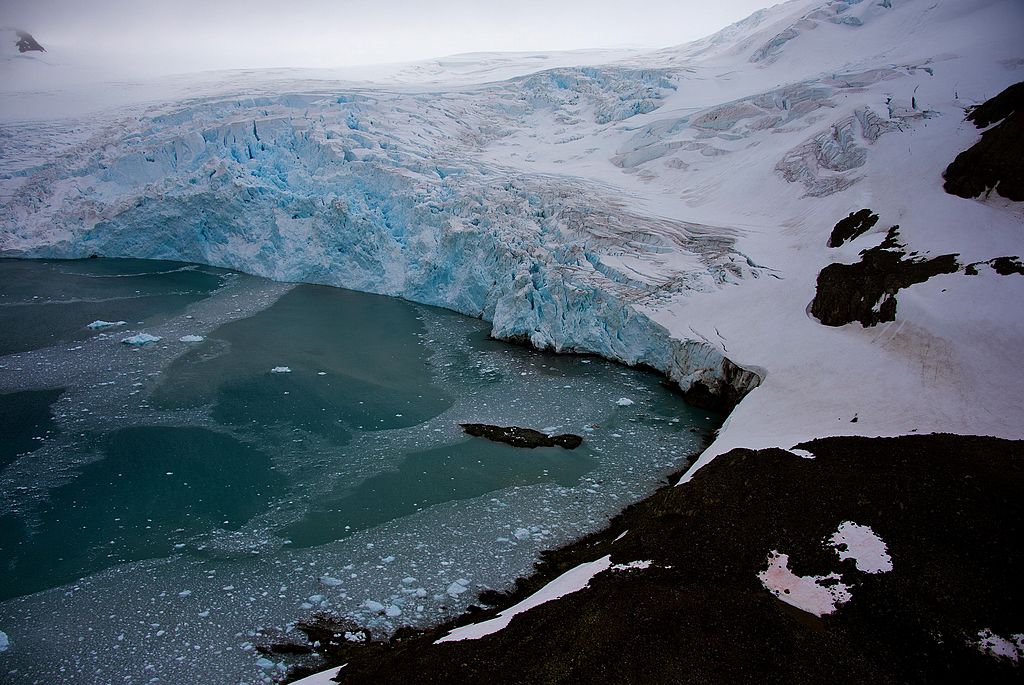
2;0;1022;476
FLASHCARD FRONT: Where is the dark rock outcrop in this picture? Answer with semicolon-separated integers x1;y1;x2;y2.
460;424;583;449
811;227;959;327
827;208;879;247
15;30;45;53
289;433;1024;685
966;256;1024;276
943;81;1024;202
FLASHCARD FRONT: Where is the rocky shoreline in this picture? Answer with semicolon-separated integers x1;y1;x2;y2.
280;433;1022;683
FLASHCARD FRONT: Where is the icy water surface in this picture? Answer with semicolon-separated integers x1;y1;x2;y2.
0;258;721;684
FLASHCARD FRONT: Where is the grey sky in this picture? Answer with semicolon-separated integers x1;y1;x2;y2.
3;0;777;73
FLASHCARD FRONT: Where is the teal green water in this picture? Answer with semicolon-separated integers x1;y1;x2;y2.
0;426;283;601
0;259;723;607
283;439;597;548
153;285;452;441
0;258;227;356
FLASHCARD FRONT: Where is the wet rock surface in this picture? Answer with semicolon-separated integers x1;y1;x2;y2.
810;227;959;327
286;433;1023;684
943;81;1024;202
460;424;584;450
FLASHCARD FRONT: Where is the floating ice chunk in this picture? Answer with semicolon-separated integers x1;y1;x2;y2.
256;657;275;669
344;631;365;642
385;605;402;618
401;577;417;585
437;555;612;642
975;629;1024;662
270;366;292;374
87;320;126;329
122;333;162;345
179;335;205;343
829;521;892;573
0;630;9;652
178;590;192;598
308;594;325;604
320;576;343;587
758;550;852;617
317;371;327;376
615;397;635;406
381;555;396;563
364;600;385;612
446;580;469;596
513;528;530;540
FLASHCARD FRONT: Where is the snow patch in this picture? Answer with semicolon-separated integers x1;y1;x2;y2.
975;629;1024;663
829;521;892;573
611;560;652;571
290;665;346;685
758;550;852;617
436;555;612;642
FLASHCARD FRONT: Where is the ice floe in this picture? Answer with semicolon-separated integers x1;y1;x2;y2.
121;333;162;345
87;320;126;330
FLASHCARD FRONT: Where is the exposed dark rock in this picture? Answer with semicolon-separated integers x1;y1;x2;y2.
965;256;1024;277
827;209;879;247
15;30;45;53
989;256;1024;276
810;227;959;327
287;434;1023;685
943;81;1024;201
460;423;583;449
966;81;1024;128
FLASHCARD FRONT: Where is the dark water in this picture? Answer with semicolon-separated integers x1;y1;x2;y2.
0;388;62;470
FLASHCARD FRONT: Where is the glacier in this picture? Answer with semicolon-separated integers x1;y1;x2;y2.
2;0;1023;480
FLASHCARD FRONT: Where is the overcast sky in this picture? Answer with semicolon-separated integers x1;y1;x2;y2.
3;0;777;74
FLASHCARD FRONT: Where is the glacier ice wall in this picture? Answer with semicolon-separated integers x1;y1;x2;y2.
1;72;762;405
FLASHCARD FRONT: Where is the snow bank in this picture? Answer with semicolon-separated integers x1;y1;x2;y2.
436;555;612;642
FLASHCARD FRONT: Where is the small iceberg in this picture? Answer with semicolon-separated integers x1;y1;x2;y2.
87;320;127;330
270;366;292;374
179;335;205;343
122;333;162;345
615;397;635;406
